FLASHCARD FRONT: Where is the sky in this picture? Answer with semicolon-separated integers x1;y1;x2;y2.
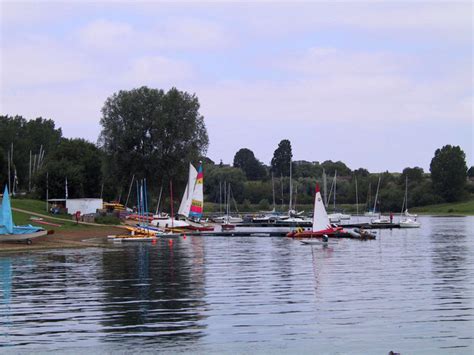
0;1;472;173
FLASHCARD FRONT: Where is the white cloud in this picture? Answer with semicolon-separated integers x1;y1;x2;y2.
77;19;134;50
1;36;94;89
124;55;194;87
198;47;472;125
242;2;472;40
75;17;231;52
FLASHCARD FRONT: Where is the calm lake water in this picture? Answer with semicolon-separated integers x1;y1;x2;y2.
1;216;473;354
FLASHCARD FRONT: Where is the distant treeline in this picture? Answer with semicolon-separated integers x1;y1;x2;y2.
1;86;472;213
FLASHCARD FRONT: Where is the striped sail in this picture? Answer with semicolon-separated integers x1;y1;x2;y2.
178;163;198;217
189;163;204;219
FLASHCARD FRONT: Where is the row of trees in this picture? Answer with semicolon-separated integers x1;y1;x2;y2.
1;86;472;214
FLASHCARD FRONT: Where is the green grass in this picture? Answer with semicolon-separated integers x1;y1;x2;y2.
410;199;474;215
11;198;52;215
9;198;106;231
11;209;96;231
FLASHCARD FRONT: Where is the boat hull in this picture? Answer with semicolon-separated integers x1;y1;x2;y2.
0;230;48;242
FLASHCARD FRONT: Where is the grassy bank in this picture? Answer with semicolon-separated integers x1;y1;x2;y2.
410;199;474;215
10;198;105;231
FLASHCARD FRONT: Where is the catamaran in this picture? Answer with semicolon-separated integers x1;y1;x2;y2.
152;162;213;231
0;185;47;244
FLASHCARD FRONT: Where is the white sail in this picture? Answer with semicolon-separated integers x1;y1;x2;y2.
312;184;331;232
178;163;198;217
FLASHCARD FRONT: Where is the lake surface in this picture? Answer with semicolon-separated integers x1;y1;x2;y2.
1;216;473;354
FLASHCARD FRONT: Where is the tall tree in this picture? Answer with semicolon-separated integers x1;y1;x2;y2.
233;148;267;180
430;145;467;202
99;86;209;196
271;139;293;176
0;115;62;191
35;138;103;199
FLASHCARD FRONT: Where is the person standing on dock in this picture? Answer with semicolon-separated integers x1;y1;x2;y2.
390;212;393;224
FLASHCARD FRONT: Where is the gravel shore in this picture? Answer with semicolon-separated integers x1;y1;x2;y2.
0;226;124;253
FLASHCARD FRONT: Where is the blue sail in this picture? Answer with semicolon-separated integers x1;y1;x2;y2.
1;185;13;234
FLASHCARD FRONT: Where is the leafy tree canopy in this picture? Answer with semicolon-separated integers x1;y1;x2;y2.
400;166;424;185
99;86;209;196
271;139;293;176
233;148;267;180
430;145;467;202
0;115;62;191
321;160;352;177
35;138;103;199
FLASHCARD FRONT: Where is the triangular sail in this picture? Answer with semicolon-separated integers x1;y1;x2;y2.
178;163;198;217
189;163;204;219
312;184;331;232
1;185;14;234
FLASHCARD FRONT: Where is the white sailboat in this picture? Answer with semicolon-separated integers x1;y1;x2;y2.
327;171;350;222
287;184;344;238
370;176;390;224
399;176;421;228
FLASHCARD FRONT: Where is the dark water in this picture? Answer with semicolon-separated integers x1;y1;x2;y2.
1;216;473;353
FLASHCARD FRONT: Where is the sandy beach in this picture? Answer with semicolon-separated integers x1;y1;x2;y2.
0;226;124;253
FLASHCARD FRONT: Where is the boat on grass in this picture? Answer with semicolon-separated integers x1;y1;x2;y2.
1;185;48;244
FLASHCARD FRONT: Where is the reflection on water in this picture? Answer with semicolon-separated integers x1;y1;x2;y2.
0;216;473;353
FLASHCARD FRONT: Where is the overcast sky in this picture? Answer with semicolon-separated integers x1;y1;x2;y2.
1;1;472;172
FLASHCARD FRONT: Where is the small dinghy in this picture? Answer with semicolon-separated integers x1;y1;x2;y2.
287;184;348;239
1;186;48;244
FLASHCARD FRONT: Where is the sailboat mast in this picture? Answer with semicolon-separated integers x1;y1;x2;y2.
272;172;276;211
223;181;227;216
155;185;163;215
280;173;284;208
170;180;174;228
227;183;230;219
323;168;327;207
29;150;32;192
355;176;359;216
294;183;298;211
219;181;222;214
373;176;381;214
289;159;292;212
333;170;337;211
405;175;409;212
125;174;135;208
